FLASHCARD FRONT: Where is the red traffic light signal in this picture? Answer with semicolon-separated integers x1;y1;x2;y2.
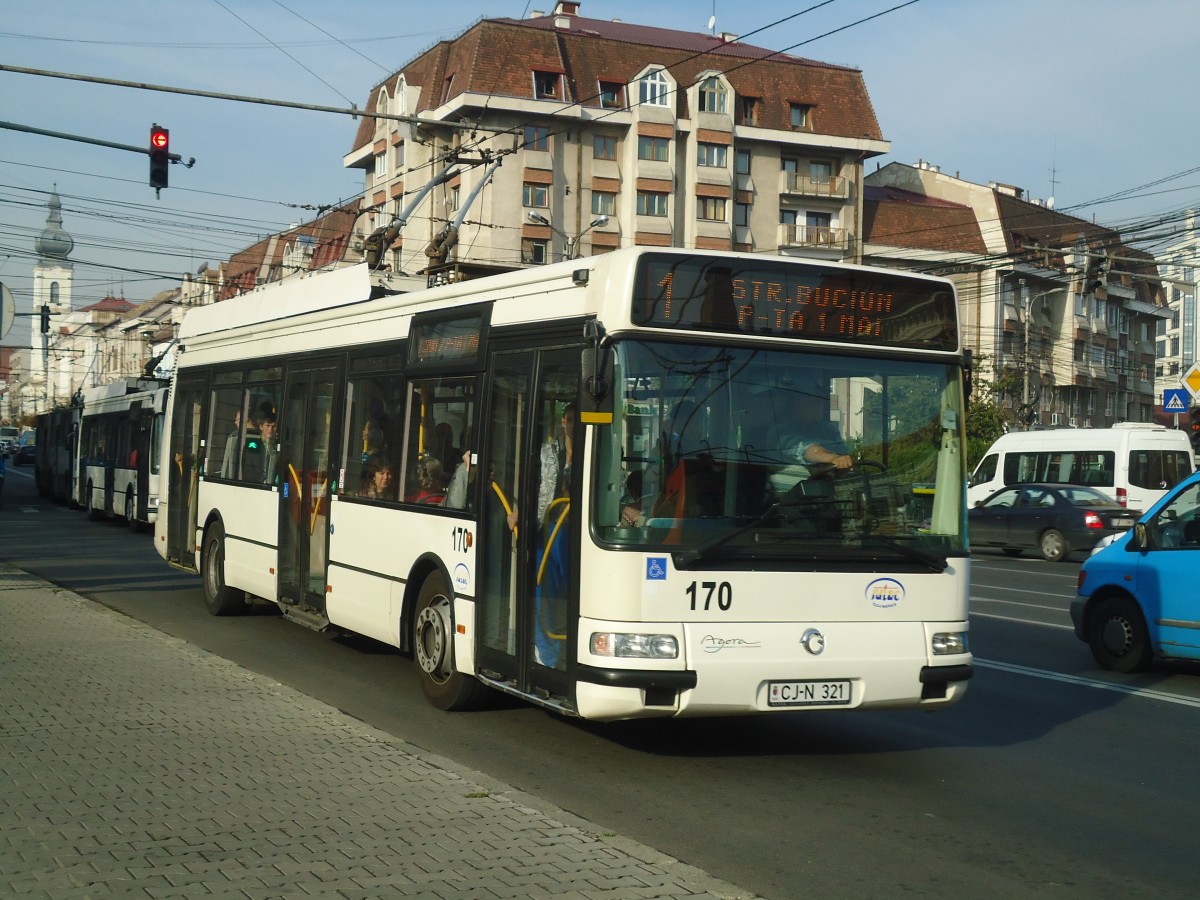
149;124;170;191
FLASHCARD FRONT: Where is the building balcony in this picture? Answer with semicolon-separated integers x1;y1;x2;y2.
780;172;851;200
779;224;852;251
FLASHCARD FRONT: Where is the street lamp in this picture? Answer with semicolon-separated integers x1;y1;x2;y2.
527;211;608;260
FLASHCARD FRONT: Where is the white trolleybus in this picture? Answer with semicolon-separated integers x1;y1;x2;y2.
155;248;973;721
79;378;169;530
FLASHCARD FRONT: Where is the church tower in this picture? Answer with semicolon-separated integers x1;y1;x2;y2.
32;189;75;325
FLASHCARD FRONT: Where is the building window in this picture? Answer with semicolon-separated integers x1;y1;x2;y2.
523;183;549;208
593;134;617;160
393;142;405;170
524;125;550;152
698;77;727;113
598;81;624;109
640;70;669;106
735;149;751;175
441;75;454;105
806;211;832;229
374;152;387;179
638;136;669;162
790;103;810;128
1075;291;1086;316
696;143;727;168
809;160;834;185
1171;337;1181;356
697;197;726;222
637;191;669;216
738;96;759;126
779;209;798;226
734;203;750;227
533;71;560;99
449;186;460;211
592;191;616;216
523;239;549;265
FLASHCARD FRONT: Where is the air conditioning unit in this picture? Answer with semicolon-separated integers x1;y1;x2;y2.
1083;419;1092;428
1050;413;1061;425
1068;417;1078;427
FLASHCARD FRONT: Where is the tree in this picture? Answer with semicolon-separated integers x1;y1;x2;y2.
966;355;1013;469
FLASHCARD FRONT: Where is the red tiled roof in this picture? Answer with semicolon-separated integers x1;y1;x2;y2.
863;185;987;254
80;297;136;314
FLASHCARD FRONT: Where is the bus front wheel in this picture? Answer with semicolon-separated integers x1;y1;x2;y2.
413;573;488;711
202;523;246;616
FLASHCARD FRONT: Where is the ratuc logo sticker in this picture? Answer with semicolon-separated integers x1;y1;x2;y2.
866;577;904;609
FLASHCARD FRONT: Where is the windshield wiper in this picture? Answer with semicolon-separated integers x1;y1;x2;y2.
857;535;948;572
673;502;784;568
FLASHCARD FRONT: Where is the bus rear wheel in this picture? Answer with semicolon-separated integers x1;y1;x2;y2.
413;573;488;711
202;523;246;616
125;490;142;533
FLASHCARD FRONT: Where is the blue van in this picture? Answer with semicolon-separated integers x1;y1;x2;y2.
1072;469;1200;672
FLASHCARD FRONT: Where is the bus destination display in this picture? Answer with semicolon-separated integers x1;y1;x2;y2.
631;253;958;351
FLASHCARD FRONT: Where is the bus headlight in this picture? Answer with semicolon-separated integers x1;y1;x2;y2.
931;631;969;655
590;632;679;659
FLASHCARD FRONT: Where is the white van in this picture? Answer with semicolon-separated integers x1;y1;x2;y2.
968;424;1195;511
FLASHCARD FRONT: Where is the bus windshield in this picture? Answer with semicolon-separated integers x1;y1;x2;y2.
593;340;967;565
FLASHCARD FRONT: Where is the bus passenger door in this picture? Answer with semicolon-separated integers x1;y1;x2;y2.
277;361;341;615
477;347;579;702
166;374;207;569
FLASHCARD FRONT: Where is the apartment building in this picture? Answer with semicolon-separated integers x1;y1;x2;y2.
342;1;889;278
1154;212;1199;400
864;161;1167;428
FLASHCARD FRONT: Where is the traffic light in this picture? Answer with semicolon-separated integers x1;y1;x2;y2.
1190;407;1200;451
40;304;50;334
1086;253;1109;300
149;124;170;191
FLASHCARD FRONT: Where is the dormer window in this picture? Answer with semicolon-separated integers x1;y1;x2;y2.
790;103;811;128
698;77;727;114
639;70;669;107
534;71;561;100
598;81;624;109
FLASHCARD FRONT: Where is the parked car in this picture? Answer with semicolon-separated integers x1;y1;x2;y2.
0;439;11;457
969;483;1140;562
1072;470;1200;672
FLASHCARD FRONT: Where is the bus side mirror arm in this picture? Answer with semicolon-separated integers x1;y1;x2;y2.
580;319;614;422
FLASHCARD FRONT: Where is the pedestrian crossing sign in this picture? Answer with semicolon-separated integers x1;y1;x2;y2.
1163;388;1189;412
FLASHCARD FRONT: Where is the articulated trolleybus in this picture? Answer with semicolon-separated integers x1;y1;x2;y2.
156;248;973;721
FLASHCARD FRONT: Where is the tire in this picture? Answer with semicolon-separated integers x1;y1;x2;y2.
86;481;102;521
125;490;143;533
201;523;246;616
1087;595;1152;673
412;572;489;711
1001;548;1023;557
1039;528;1070;562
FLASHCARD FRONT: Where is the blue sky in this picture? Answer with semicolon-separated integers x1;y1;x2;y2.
2;0;1197;346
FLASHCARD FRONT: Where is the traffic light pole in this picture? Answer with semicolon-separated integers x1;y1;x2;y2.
0;120;193;167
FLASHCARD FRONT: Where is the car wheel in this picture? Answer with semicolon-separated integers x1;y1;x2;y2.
201;522;246;616
1001;548;1023;557
1088;595;1152;673
1039;528;1070;562
412;572;489;711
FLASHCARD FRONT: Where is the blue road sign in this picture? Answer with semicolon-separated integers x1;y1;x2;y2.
1163;388;1189;412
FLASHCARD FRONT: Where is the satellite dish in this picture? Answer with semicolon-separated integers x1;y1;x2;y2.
707;14;716;31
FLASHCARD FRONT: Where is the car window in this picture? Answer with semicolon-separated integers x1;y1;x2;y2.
970;453;997;487
1147;482;1200;550
984;488;1019;509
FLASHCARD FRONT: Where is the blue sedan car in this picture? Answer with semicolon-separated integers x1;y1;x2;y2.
1072;469;1200;672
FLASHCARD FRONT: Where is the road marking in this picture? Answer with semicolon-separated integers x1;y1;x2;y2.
973;595;1066;610
975;658;1200;709
971;610;1074;630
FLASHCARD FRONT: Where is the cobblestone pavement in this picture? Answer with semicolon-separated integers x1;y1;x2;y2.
0;563;759;899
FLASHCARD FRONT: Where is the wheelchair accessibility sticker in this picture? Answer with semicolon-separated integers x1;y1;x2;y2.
646;557;668;580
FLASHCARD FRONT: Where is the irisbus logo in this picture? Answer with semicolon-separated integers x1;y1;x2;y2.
866;577;904;609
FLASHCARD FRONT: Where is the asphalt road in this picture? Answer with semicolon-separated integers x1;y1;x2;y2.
4;465;1199;899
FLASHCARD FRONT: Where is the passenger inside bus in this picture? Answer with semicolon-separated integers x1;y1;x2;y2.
359;458;396;501
405;454;445;505
258;413;278;485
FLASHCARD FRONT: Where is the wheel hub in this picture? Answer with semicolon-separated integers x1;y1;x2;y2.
1100;617;1132;656
415;598;451;681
